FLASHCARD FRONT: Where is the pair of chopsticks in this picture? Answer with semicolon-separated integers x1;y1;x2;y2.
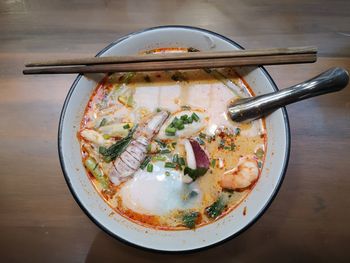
23;46;317;75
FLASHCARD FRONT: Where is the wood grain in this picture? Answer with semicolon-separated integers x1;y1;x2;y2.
0;0;349;262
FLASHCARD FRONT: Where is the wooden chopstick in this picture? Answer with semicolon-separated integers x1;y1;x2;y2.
23;47;317;75
25;46;316;67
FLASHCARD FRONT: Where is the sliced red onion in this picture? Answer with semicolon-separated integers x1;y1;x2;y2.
183;139;196;169
189;139;210;170
183;139;210;181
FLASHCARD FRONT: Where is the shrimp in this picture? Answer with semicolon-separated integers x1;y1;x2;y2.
109;111;169;185
219;156;259;190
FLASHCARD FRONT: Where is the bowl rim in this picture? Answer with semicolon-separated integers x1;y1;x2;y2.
58;25;291;253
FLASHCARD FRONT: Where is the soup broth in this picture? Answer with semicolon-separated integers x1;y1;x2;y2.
78;48;266;230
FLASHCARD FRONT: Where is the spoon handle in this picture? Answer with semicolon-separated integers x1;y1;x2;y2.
228;67;349;122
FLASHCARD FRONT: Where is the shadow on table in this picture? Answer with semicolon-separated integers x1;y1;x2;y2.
84;219;313;263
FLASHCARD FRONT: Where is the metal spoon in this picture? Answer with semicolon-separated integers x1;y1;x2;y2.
228;67;349;122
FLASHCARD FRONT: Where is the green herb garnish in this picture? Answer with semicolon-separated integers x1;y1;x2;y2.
196;137;205;145
84;157;109;189
177;123;185;130
184;166;208;181
235;127;241;136
146;163;153;173
98;125;137;162
165;112;200;136
171;116;179;124
99;118;107;127
255;148;264;159
165;162;177;169
165;126;176;136
140;156;151;170
179;157;186;166
199;132;207;139
123;123;130;129
173;118;183;128
181;105;191;110
191;112;200;122
126;94;134;107
160;149;171;154
219;139;225;149
211;159;216;168
146;144;152;153
154;139;167;148
180;114;188;121
172;154;179;163
205;196;227;219
182;211;200;229
152;155;167;162
84;157;98;173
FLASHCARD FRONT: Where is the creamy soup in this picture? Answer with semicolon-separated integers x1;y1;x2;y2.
78;48;266;230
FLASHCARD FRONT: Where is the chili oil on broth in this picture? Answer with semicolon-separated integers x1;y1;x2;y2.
79;51;266;230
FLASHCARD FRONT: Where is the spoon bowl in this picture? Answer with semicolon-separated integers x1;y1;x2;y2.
228;67;349;122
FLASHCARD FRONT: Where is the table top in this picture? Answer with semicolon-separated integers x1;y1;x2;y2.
1;0;349;261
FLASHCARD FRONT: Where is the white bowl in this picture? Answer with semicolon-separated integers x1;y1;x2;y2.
58;26;290;252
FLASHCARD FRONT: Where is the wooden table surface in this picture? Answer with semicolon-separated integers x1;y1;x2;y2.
1;0;349;262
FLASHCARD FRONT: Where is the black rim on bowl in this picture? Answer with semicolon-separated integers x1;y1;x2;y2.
58;25;291;253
